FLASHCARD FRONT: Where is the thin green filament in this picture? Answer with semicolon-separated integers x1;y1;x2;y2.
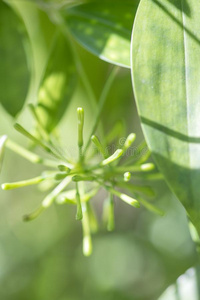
77;107;84;160
82;202;92;256
76;182;83;220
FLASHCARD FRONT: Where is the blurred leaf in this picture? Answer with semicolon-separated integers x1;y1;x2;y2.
62;0;140;68
9;1;77;130
35;33;77;132
0;1;30;116
9;0;57;102
131;0;200;233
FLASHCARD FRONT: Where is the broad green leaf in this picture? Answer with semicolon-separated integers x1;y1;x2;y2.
9;1;77;131
131;0;200;233
9;1;56;102
62;0;140;68
35;33;77;132
0;1;29;116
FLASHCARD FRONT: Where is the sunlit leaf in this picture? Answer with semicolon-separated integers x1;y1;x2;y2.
9;1;77;131
0;1;30;116
62;0;140;68
35;33;77;132
131;0;200;233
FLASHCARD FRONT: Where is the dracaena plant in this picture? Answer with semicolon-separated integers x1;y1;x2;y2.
2;0;200;298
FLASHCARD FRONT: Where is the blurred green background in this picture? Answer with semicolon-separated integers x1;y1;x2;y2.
0;0;198;299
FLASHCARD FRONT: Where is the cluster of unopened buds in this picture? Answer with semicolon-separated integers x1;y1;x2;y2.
0;106;163;256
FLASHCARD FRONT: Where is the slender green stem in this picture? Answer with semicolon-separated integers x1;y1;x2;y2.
82;202;92;256
50;11;108;153
77;107;84;161
83;67;119;155
23;176;72;221
51;11;104;125
2;175;48;190
137;195;164;216
0;135;7;170
101;149;123;166
42;176;72;208
6;139;58;168
102;184;140;208
123;140;149;166
91;135;107;158
14;123;68;162
107;193;115;231
114;163;155;173
87;202;98;233
76;182;83;220
28;104;50;142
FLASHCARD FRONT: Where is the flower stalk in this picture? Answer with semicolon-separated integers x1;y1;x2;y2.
0;107;163;256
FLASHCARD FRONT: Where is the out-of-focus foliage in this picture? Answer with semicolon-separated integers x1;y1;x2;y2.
35;33;77;133
0;93;197;299
0;1;29;116
131;0;200;236
0;0;199;299
159;269;198;300
62;0;140;68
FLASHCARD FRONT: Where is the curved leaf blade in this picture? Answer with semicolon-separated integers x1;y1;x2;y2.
62;0;140;68
131;0;200;232
10;1;56;102
0;1;30;116
36;33;77;132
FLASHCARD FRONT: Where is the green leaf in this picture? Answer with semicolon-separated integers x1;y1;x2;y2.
35;33;77;132
62;0;140;68
9;1;77;131
10;1;56;101
0;1;30;116
131;0;200;233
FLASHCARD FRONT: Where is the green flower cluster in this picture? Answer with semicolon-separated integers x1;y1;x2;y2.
0;106;163;256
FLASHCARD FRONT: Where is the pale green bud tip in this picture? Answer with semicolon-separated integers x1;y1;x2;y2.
91;135;99;147
91;135;106;157
42;194;54;208
77;107;84;118
1;176;44;190
91;135;101;146
91;135;97;141
124;172;131;182
141;163;155;171
189;222;199;243
1;183;8;190
14;123;27;135
120;193;140;208
83;235;92;257
0;135;8;172
0;135;8;148
124;133;136;148
101;149;123;166
77;107;84;127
